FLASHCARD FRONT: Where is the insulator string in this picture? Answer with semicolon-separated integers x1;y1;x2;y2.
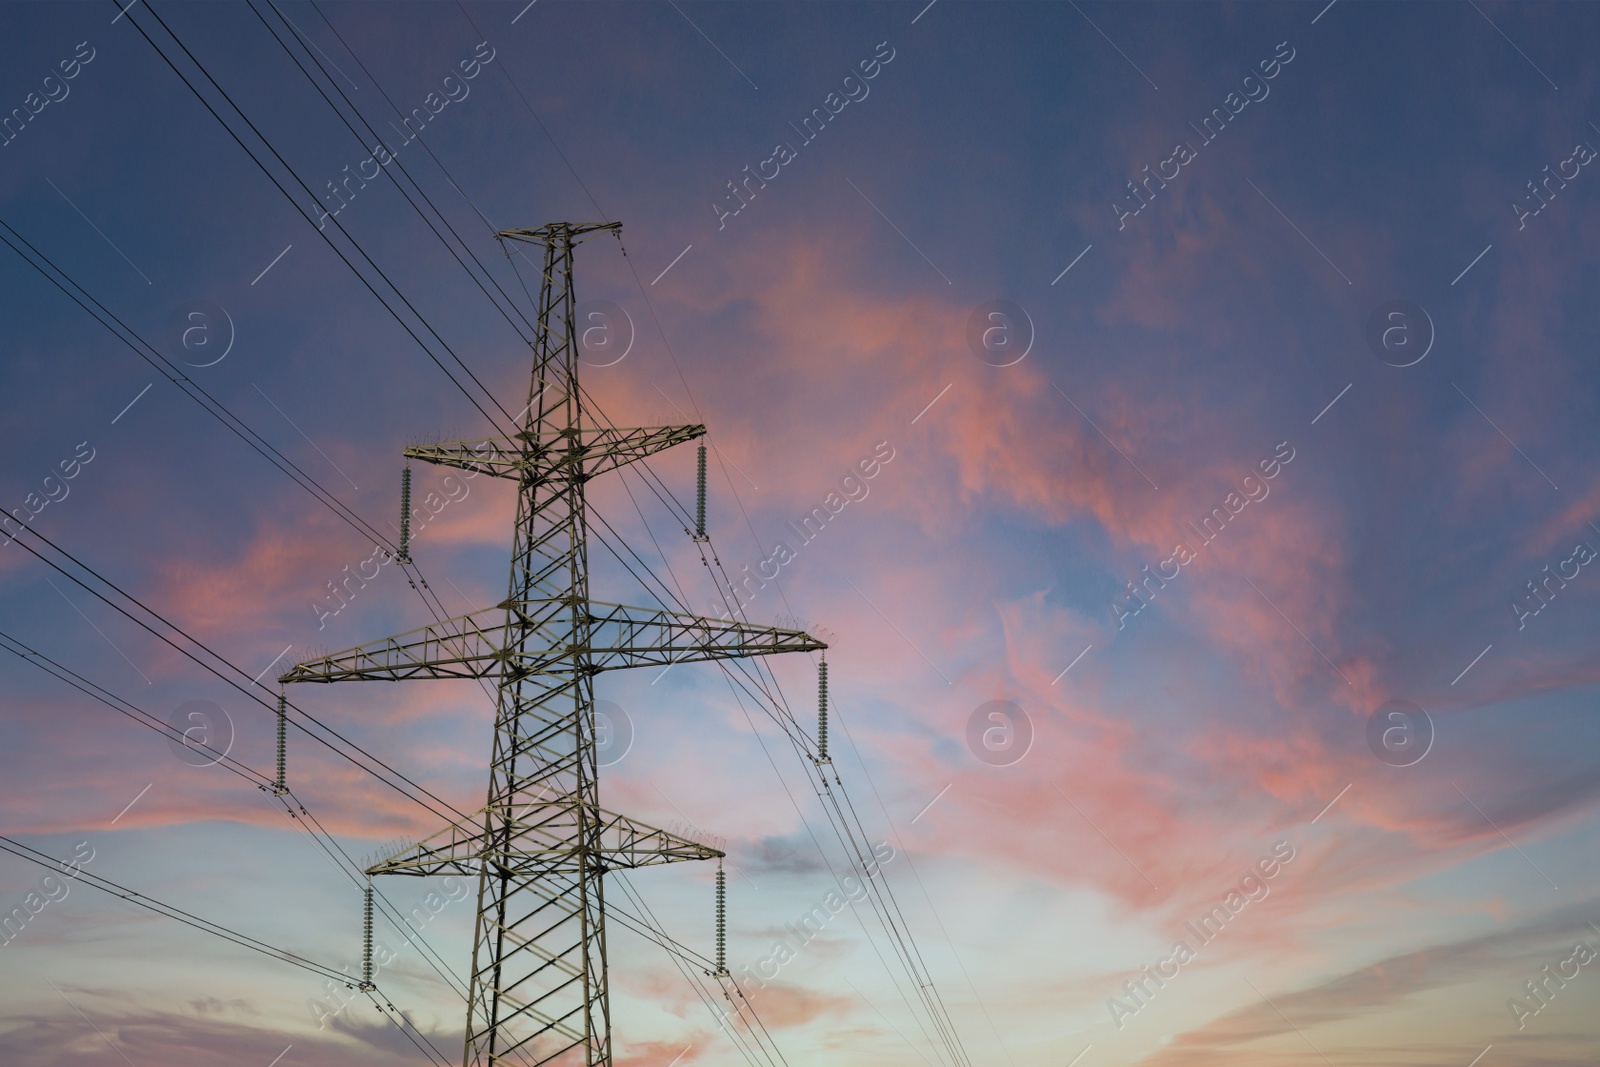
693;443;708;542
362;875;376;990
274;689;288;795
817;658;830;764
398;464;414;564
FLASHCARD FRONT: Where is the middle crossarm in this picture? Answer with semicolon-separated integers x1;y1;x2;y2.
404;424;704;483
582;601;827;670
366;800;724;878
278;600;825;684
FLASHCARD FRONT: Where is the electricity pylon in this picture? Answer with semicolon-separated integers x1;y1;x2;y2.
279;221;824;1066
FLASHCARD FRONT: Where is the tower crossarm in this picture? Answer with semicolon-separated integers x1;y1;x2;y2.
403;438;527;480
405;425;705;484
277;602;519;684
587;807;726;867
584;601;827;672
367;799;723;879
277;600;825;685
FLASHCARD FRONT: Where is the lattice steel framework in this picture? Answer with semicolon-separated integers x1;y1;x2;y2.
280;222;824;1066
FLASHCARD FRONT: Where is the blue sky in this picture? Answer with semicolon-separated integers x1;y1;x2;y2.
3;2;1600;1066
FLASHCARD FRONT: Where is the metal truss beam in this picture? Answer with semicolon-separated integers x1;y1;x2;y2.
404;425;706;484
366;797;723;879
278;602;824;685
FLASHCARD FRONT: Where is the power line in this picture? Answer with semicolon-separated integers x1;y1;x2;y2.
82;6;974;1061
2;517;470;826
0;621;718;1067
254;0;547;360
0;834;357;987
585;475;970;1067
34;10;800;1062
119;0;517;439
585;444;973;1065
0;218;396;556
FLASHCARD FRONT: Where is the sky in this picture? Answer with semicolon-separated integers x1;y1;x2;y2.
2;1;1600;1065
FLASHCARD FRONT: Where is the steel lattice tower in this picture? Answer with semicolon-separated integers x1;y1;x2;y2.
280;222;824;1066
